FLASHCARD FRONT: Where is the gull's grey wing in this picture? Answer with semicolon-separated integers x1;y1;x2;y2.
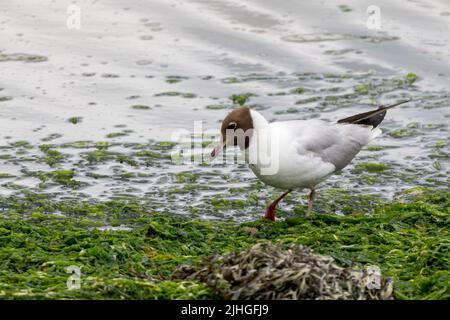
292;121;376;171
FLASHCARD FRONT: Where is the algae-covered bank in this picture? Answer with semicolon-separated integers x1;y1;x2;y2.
0;189;448;299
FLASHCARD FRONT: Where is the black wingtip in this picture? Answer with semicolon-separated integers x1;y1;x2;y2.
337;99;412;128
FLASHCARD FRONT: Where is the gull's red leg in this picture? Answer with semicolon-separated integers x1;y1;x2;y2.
264;190;292;222
307;188;316;214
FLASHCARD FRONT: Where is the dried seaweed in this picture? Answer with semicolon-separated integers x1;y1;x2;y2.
174;243;393;300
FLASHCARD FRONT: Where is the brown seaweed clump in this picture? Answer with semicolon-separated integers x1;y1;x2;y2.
173;243;393;300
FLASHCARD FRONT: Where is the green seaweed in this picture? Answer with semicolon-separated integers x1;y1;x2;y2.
389;128;418;138
0;53;48;63
67;117;83;124
355;84;369;95
338;5;352;12
406;72;417;85
131;105;151;110
354;163;390;173
205;104;228;110
0;191;448;299
116;154;138;167
0;173;15;179
10;141;33;149
431;141;446;149
366;145;384;151
106;131;133;139
295;97;321;105
229;93;256;106
165;76;188;84
85;150;117;164
39;145;65;167
0;96;13;102
291;87;305;94
33;170;81;188
154;92;197;98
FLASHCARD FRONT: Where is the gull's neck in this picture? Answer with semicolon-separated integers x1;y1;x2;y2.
249;110;269;131
245;110;270;164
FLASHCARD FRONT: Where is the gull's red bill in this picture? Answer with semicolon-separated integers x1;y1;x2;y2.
210;143;224;159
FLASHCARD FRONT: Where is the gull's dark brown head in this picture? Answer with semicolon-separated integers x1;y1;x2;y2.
211;107;254;158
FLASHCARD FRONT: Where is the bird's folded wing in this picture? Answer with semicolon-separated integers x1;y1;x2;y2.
293;122;374;171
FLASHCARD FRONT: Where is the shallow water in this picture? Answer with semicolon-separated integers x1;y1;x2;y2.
0;0;449;221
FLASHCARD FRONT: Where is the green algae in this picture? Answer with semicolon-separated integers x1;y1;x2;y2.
291;87;305;94
0;96;13;102
131;105;151;110
324;48;357;55
281;33;399;44
174;172;198;183
116;154;138;167
229;93;256;106
151;141;177;150
274;107;300;115
32;170;81;188
282;33;346;43
0;53;48;63
165;76;188;84
366;145;384;152
389;128;418;139
431;141;446;149
106;131;133;139
354;163;390;173
85;150;117;163
82;149;143;167
406;72;417;85
135;150;169;160
205;104;228;110
67;117;83;124
221;77;240;84
391;73;418;88
295;96;322;105
0;173;15;179
0;191;448;299
355;84;370;95
60;141;93;149
39;145;65;167
154;92;197;98
338;5;352;12
10;141;33;149
292;188;385;216
41;133;63;142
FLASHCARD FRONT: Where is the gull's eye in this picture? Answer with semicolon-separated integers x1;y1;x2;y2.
227;122;237;130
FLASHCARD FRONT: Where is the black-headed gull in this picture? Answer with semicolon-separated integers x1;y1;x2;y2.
211;100;410;221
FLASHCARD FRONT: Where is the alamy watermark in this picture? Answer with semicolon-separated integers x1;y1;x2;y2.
66;265;81;290
366;265;381;290
366;5;381;30
66;5;81;30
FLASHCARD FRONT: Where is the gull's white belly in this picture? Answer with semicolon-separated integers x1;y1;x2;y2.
248;156;334;190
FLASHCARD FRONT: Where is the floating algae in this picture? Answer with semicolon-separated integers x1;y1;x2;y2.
0;96;13;102
229;93;257;106
281;33;399;44
67;117;83;124
174;243;393;300
0;52;48;63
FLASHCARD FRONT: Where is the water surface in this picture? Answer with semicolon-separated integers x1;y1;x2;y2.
0;0;449;220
